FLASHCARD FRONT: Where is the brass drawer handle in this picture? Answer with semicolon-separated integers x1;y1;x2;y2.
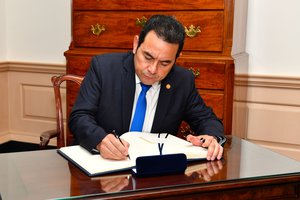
91;24;105;36
189;67;200;78
136;16;148;27
184;25;201;38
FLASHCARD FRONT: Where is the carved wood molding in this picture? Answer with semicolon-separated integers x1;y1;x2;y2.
0;62;9;72
234;74;300;107
0;61;66;74
235;74;300;89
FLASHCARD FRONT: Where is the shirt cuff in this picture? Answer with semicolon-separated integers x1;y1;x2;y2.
213;136;227;146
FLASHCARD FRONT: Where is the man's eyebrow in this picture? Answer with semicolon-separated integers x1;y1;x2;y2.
143;51;154;59
143;50;173;63
161;60;172;64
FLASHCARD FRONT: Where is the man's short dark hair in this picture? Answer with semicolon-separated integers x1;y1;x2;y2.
137;15;185;58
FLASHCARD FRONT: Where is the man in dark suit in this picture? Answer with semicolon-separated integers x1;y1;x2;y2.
69;15;225;161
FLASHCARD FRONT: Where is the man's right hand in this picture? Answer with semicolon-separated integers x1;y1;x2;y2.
96;133;130;160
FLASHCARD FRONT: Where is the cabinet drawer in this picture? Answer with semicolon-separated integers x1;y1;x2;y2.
200;91;224;119
73;11;223;52
66;55;226;90
177;61;225;89
73;0;224;11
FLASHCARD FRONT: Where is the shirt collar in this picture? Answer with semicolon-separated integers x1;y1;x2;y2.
135;74;160;89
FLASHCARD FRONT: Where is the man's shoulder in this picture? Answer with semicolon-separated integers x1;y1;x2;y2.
93;51;132;61
172;64;194;78
90;51;134;75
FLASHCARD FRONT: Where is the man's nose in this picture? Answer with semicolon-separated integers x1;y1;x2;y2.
148;62;158;74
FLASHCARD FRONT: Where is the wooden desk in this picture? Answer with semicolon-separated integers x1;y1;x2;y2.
1;136;300;200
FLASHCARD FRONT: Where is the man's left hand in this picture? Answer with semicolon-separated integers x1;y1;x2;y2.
186;134;223;160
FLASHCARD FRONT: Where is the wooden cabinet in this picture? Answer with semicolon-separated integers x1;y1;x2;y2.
65;0;243;135
72;11;224;51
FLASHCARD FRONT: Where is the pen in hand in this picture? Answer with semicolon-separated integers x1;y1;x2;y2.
112;130;131;160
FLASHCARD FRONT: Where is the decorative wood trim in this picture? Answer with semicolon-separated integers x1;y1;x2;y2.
0;131;56;146
234;74;300;107
0;61;66;74
0;62;9;72
235;74;300;89
0;133;11;144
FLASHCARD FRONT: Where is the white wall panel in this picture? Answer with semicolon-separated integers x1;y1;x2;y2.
234;74;300;161
0;62;66;144
0;0;7;61
247;103;300;145
245;0;300;76
5;0;71;64
9;71;57;143
23;84;66;119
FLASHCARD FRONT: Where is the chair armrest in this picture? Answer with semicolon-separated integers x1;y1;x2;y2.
40;129;59;149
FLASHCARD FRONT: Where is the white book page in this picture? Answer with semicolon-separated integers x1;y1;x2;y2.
120;132;161;161
59;145;135;175
120;132;207;160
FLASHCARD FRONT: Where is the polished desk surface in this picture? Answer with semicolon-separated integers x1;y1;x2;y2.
1;136;300;200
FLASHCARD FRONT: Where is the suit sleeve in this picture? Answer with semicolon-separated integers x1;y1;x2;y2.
183;72;224;137
68;56;107;152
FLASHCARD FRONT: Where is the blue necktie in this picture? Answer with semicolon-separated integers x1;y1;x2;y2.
130;83;151;132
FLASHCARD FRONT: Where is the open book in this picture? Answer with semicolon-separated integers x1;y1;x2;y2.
58;132;208;176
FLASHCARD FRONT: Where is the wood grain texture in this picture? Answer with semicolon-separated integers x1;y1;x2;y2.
73;0;225;10
73;11;224;51
2;137;300;199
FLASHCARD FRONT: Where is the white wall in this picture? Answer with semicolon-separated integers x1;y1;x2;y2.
245;0;300;76
0;0;6;60
5;0;71;64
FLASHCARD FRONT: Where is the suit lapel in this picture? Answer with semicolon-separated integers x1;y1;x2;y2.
121;53;136;133
151;74;174;133
120;54;176;133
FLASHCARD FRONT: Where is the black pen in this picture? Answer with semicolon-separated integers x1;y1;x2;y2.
112;130;130;160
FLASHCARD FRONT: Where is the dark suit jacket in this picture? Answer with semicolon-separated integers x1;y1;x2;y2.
69;52;223;151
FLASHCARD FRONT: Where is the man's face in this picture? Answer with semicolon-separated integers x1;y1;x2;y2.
133;30;179;85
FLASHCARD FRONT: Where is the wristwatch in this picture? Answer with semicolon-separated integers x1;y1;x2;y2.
213;136;227;147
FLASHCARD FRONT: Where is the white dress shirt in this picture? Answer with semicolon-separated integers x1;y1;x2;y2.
129;74;161;132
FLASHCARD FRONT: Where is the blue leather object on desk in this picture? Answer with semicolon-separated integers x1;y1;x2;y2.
132;153;187;177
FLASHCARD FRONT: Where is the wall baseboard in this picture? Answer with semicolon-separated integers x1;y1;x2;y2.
0;133;11;144
0;131;57;146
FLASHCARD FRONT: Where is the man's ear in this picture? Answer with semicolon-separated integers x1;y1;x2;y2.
174;52;182;62
132;35;139;54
